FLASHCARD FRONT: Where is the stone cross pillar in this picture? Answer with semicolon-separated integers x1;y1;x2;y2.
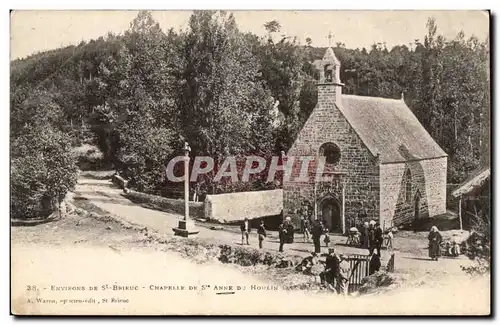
183;142;190;220
173;142;199;237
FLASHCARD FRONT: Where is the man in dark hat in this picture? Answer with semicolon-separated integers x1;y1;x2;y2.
311;220;323;254
320;247;340;290
278;222;287;252
374;222;384;257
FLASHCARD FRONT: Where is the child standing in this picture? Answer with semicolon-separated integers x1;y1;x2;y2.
323;228;331;247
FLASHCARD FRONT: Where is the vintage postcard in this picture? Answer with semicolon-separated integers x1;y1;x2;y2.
10;10;491;315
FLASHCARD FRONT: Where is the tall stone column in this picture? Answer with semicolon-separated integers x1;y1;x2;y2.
173;142;199;237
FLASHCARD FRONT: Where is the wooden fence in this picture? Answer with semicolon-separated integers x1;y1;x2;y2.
346;254;371;293
345;253;396;293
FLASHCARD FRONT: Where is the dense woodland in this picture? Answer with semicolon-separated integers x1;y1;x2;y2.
11;11;490;219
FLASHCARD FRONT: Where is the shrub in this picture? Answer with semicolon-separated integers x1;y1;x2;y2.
117;126;173;194
11;127;78;219
461;211;491;275
358;271;403;295
72;144;105;171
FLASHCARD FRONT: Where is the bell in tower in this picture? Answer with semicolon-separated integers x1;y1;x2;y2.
324;64;333;83
317;47;344;105
320;47;341;84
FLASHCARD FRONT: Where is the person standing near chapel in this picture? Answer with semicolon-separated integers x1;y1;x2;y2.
285;217;295;243
303;215;311;243
337;254;351;296
368;220;376;255
320;247;340;291
369;253;381;275
257;220;267;249
278;222;287;253
300;209;311;243
311;220;323;254
362;221;370;249
192;183;200;202
428;226;442;261
240;217;250;245
374;222;384;257
358;209;368;245
323;228;331;247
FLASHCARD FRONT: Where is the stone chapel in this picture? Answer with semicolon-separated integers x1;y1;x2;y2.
282;47;448;233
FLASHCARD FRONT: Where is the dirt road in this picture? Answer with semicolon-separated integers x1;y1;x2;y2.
10;174;490;315
11;219;490;315
73;175;477;278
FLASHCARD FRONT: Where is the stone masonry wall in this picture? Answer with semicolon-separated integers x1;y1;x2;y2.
380;156;447;228
204;189;283;223
283;85;380;232
421;157;447;217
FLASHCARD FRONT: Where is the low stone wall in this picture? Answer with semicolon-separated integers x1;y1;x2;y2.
204;189;283;223
122;190;204;219
111;174;128;189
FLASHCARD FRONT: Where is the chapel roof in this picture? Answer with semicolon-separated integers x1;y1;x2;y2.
338;94;448;163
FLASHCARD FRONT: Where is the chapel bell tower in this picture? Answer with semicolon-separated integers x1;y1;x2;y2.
318;47;344;105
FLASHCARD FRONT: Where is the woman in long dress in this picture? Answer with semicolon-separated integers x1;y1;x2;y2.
428;226;442;261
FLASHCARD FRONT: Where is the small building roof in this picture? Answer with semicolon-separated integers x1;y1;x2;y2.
338;94;447;163
451;166;490;198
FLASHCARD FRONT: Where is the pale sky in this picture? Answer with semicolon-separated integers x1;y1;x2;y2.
10;10;489;60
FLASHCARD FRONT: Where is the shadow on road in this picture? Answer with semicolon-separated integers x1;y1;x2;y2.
74;195;137;207
401;256;432;261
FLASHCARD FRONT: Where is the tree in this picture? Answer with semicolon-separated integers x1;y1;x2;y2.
118;124;173;193
168;11;278;193
175;11;275;159
10;88;65;138
89;11;178;186
11;126;78;219
264;20;281;34
256;22;312;152
9;12;490;192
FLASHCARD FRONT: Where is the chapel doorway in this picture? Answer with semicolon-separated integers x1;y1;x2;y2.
319;198;342;233
414;191;421;220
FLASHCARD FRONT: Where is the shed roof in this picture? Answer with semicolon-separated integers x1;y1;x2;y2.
451;166;490;198
338;94;447;163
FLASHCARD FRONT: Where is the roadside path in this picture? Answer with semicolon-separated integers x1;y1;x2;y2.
74;176;474;276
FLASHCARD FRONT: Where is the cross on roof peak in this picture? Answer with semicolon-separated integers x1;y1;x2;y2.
327;31;334;47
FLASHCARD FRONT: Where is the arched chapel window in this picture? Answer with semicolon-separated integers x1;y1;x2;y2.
405;169;412;203
319;142;341;164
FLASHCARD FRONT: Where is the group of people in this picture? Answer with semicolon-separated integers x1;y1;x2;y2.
242;216;295;251
300;215;332;252
321;248;352;295
240;217;269;249
241;215;330;254
297;247;351;295
240;212;448;299
241;212;447;264
359;220;385;257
